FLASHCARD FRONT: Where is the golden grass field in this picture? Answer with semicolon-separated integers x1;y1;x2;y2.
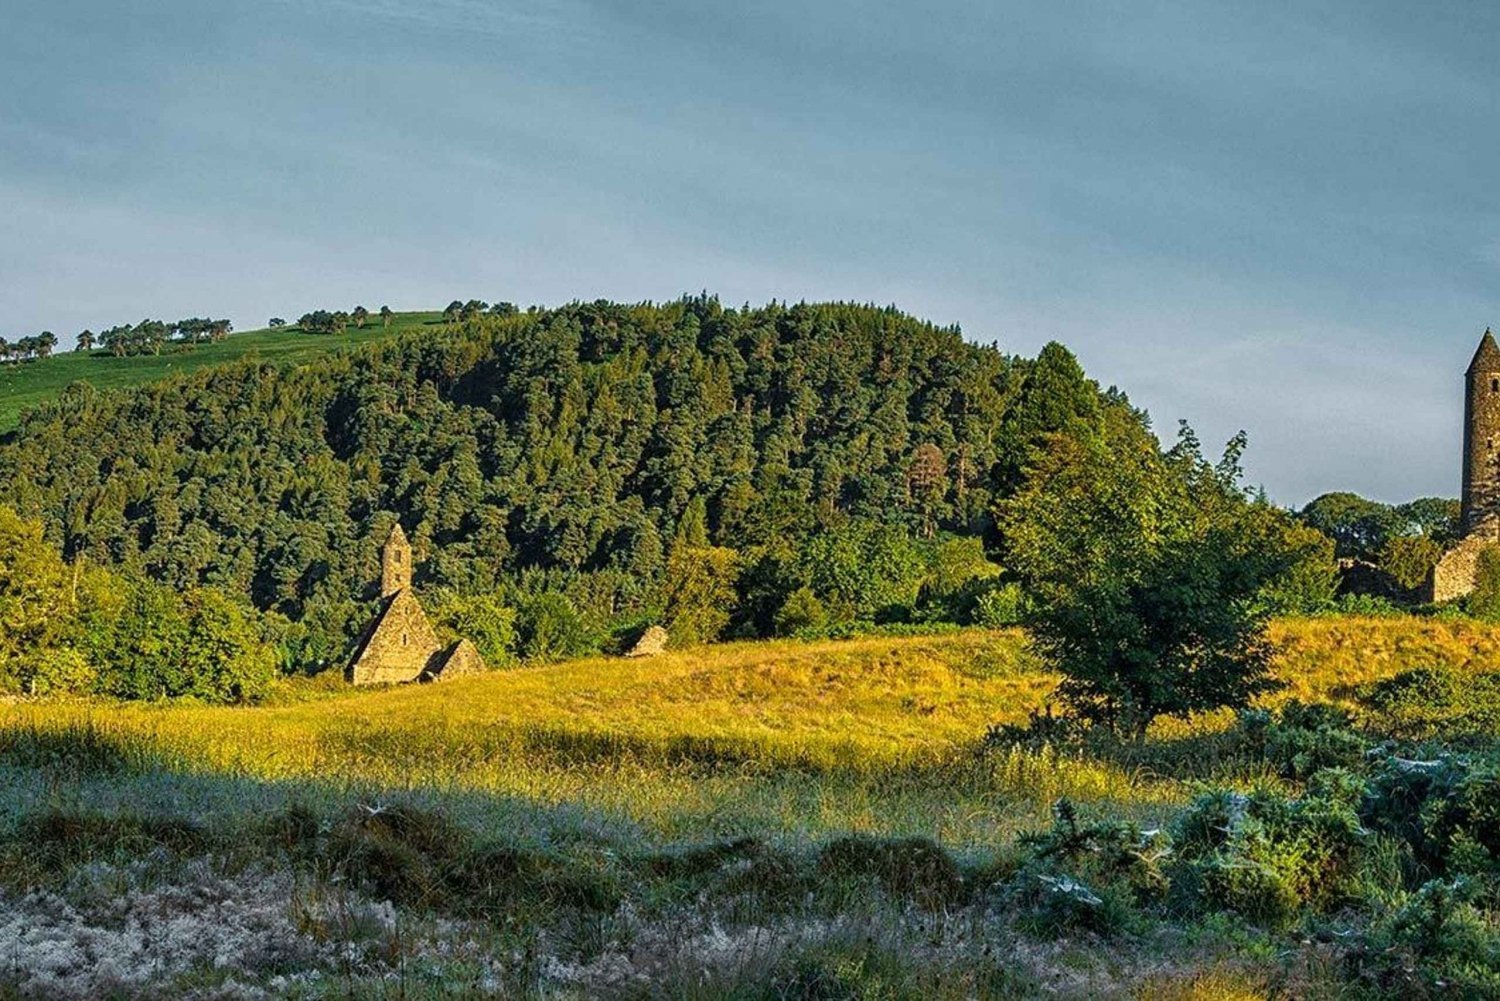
6;615;1499;847
4;614;1499;999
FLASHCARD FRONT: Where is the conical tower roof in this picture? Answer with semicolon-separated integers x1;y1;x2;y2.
385;522;409;547
1469;328;1500;374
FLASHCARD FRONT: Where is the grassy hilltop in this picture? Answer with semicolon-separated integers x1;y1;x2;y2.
0;311;441;432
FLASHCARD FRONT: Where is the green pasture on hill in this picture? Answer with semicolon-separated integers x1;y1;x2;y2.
0;311;443;432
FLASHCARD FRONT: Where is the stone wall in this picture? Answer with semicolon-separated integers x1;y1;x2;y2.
348;590;444;685
426;639;485;680
1430;532;1498;603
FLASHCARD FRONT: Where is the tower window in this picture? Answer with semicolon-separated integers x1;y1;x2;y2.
402;632;409;646
1491;377;1497;393
394;552;402;564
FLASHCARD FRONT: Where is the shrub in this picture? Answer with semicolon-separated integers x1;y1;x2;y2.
427;588;517;667
1235;701;1368;779
1357;878;1500;999
86;581;276;702
972;581;1026;628
1381;534;1445;593
1470;545;1500;620
1361;754;1471;874
774;586;829;636
1175;786;1368;928
1330;593;1407;617
803;521;928;623
816;835;964;911
14;647;96;697
1359;668;1500;740
656;545;740;646
515;592;597;662
1019;799;1171;902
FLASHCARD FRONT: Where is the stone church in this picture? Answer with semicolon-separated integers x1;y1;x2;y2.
346;524;485;684
1431;329;1500;602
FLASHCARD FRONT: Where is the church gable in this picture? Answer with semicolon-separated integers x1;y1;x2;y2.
348;589;445;685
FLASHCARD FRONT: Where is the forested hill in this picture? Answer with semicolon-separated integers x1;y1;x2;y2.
0;296;1112;665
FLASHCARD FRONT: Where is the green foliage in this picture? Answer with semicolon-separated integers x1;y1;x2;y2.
1359;668;1500;740
1174;783;1369;928
17;647;97;698
1299;491;1407;560
655;545;740;646
1381;533;1445;593
804;521;929;623
1234;702;1369;779
515;592;597;663
774;585;829;636
1000;420;1300;736
1;299;1081;663
1008;800;1158;936
972;581;1026;627
83;579;277;702
1470;545;1500;620
0;505;93;692
427;588;517;667
1255;520;1339;615
914;536;1004;622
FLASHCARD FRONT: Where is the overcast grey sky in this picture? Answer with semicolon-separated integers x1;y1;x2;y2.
2;1;1497;505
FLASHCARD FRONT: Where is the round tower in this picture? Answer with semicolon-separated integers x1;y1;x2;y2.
382;523;412;596
1462;329;1500;534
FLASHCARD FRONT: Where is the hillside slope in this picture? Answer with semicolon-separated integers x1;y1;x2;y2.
0;298;1087;665
0;311;441;431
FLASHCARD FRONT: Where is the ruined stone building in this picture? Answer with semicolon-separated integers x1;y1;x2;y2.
1431;330;1500;602
346;524;485;684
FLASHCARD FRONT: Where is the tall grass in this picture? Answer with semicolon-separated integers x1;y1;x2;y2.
7;616;1491;848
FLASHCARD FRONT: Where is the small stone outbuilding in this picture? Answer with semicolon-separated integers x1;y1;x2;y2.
346;524;486;684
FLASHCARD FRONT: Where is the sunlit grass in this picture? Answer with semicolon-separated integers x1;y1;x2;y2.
5;616;1499;849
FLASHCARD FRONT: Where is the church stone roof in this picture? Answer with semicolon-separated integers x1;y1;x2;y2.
1468;329;1500;374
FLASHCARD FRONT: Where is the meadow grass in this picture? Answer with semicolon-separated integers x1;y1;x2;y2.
4;616;1493;847
2;616;1496;997
0;312;442;432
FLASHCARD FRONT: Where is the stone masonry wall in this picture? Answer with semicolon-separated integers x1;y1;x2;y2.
1431;531;1497;603
349;590;444;685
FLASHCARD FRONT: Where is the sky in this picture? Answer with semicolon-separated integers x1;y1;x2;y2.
1;1;1497;506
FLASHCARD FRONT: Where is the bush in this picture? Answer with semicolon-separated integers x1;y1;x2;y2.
972;581;1026;628
427;588;517;667
656;545;740;646
1359;668;1500;740
1235;701;1368;779
1357;878;1500;998
1175;785;1368;928
774;586;828;636
515;592;597;662
1470;545;1500;620
85;581;276;702
816;835;964;911
803;522;928;623
14;647;96;697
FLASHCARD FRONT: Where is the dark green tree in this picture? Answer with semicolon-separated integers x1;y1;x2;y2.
1000;417;1306;738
